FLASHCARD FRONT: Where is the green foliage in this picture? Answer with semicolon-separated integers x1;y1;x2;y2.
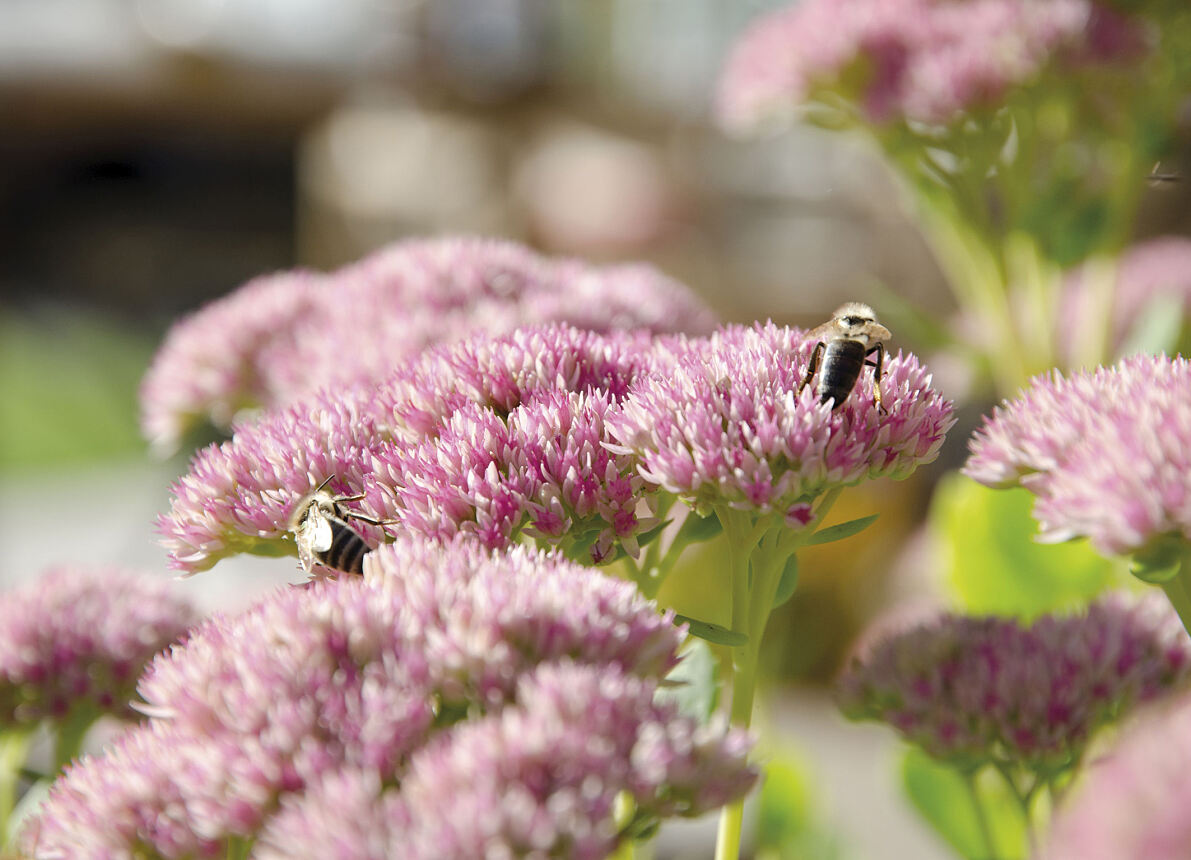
771;555;800;610
755;749;845;860
932;473;1120;620
674;614;748;647
657;637;720;723
0;310;154;472
807;514;879;546
901;749;1026;860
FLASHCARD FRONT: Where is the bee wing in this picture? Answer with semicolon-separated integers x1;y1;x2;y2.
806;319;840;341
295;507;334;570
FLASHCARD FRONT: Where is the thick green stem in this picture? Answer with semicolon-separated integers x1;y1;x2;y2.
0;728;33;841
963;770;999;860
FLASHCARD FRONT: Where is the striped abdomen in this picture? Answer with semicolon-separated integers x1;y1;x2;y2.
818;339;866;410
318;519;369;574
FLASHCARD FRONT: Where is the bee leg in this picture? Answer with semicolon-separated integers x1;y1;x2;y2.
865;343;887;414
334;492;366;503
798;342;825;395
343;511;400;527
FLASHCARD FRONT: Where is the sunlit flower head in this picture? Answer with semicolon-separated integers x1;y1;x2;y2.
256;662;757;860
717;0;1147;130
26;539;728;857
363;537;683;708
836;595;1191;770
0;565;197;728
965;354;1191;557
140;237;716;454
1045;689;1191;860
157;386;392;575
607;322;953;516
160;324;659;573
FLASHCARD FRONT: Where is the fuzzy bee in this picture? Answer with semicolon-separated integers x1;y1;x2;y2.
798;302;891;412
288;477;394;575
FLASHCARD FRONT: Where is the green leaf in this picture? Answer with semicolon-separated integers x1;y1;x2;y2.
807;514;879;546
933;473;1120;619
657;637;719;722
901;749;1025;860
674;614;748;647
756;748;844;860
636;519;672;550
675;511;724;545
771;555;800;609
1130;536;1184;583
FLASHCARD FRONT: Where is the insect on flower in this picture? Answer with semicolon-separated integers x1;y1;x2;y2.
798;302;891;411
288;477;395;575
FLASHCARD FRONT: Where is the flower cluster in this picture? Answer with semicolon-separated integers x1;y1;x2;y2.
717;0;1147;130
836;596;1191;770
24;538;756;858
606;322;953;518
159;325;658;573
965;354;1191;558
140;237;717;454
1045;689;1191;860
160;319;954;574
257;663;757;860
0;564;198;728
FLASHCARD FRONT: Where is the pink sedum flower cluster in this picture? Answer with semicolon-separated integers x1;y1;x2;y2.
140;237;717;455
1045;688;1191;860
0;564;197;728
158;325;658;573
160;321;952;573
257;663;756;860
965;354;1191;558
837;596;1191;770
607;322;953;518
717;0;1147;129
24;538;756;859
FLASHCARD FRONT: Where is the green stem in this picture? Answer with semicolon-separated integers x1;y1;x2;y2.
962;770;999;860
51;708;97;774
0;728;33;840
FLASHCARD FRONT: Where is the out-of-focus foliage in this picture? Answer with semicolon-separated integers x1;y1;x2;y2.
0;311;154;472
932;473;1122;619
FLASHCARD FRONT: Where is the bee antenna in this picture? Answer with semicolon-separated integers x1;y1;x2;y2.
313;474;336;494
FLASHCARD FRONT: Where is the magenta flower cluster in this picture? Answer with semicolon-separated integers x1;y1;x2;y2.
836;596;1191;770
159;321;953;574
607;323;953;518
0;564;197;728
965;354;1191;558
140;237;717;454
717;0;1146;129
24;538;756;858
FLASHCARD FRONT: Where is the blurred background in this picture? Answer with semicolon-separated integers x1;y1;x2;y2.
2;4;1189;855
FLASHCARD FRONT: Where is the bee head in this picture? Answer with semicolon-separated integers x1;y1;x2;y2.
831;302;890;346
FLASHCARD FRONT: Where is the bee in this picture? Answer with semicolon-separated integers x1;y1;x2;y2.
288;477;394;575
798;302;891;412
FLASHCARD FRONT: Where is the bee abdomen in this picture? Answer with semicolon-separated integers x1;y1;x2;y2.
321;520;369;574
819;339;865;409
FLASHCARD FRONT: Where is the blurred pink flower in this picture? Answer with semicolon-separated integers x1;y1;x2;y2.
965;354;1191;557
837;595;1191;769
0;565;197;728
717;0;1147;129
1045;689;1191;860
140;237;717;455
